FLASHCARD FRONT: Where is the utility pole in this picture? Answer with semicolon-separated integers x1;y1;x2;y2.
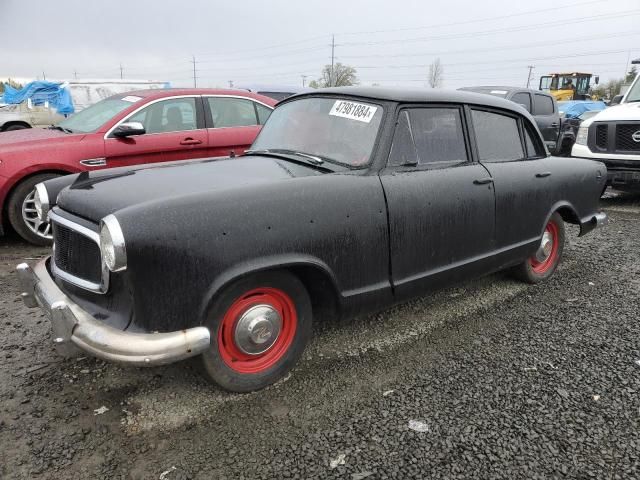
73;70;78;80
191;55;197;88
526;65;534;88
119;63;124;79
42;71;46;80
330;34;335;87
301;75;307;87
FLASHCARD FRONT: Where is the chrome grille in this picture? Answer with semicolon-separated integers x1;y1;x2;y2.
616;124;640;151
50;210;106;293
53;222;102;284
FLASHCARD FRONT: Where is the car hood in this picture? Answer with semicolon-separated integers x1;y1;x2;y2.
56;156;324;221
0;127;84;148
581;102;640;126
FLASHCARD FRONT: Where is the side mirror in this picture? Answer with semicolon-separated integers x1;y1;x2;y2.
112;122;146;138
609;95;623;106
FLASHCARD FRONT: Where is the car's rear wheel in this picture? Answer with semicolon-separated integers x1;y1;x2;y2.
513;212;565;284
201;271;312;392
7;173;60;246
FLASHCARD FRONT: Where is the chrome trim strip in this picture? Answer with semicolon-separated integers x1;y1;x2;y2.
49;210;99;243
17;259;211;366
103;94;273;139
48;210;109;294
79;157;107;167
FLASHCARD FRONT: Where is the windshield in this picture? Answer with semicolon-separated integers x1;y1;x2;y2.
625;74;640;102
251;97;384;167
57;98;136;133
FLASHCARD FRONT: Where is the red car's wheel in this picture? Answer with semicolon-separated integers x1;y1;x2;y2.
513;212;565;284
202;271;312;392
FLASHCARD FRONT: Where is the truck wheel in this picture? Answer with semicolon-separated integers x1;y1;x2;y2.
512;213;565;284
7;174;61;245
4;124;29;131
201;271;313;392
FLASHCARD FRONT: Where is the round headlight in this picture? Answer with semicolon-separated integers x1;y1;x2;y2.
34;183;50;221
100;215;127;272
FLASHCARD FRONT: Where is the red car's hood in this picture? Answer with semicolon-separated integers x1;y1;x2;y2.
0;128;86;148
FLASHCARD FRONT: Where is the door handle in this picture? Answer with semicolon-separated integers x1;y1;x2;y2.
473;177;494;185
550;123;559;127
535;172;552;178
179;138;203;145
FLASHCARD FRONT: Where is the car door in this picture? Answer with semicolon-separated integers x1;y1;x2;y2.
469;107;553;261
103;96;208;166
379;105;496;299
532;93;560;152
203;96;272;158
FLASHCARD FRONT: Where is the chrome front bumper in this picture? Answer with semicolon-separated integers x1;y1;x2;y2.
16;258;211;366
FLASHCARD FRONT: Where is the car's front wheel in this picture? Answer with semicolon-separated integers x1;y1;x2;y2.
201;271;312;392
513;212;565;284
7;173;61;246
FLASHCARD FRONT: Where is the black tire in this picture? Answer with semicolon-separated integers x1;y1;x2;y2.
4;124;29;131
512;212;565;284
201;270;313;392
7;173;61;246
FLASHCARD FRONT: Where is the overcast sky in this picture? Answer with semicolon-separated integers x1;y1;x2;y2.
2;0;639;89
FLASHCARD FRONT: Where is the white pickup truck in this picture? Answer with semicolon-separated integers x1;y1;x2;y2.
0;79;168;131
572;61;640;192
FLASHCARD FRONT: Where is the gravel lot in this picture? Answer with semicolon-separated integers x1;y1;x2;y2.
1;191;639;480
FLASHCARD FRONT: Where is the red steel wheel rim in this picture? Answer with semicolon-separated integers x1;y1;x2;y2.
218;287;297;374
529;220;560;274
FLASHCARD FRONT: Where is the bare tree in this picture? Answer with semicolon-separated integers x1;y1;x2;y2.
309;63;358;88
428;58;443;88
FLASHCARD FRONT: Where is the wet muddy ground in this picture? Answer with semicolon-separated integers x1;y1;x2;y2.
1;191;639;479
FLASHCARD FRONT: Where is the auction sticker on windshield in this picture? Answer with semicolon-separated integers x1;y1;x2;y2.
121;95;143;103
329;100;378;123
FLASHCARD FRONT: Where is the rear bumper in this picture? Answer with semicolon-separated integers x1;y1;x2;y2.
16;258;211;366
579;211;608;237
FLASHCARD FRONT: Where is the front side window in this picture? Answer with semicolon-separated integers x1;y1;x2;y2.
252;97;384;167
127;97;197;134
472;109;524;162
533;94;554;115
208;97;260;127
408;108;467;165
511;92;531;112
58;98;134;133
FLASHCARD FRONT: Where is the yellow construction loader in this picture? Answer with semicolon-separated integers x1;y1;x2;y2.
539;72;599;101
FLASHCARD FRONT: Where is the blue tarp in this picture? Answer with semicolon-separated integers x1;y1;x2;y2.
1;81;74;114
557;100;606;119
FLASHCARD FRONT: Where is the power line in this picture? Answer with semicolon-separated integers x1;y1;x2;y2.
335;0;602;36
339;10;640;48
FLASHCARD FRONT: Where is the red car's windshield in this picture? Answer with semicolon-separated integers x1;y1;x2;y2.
57;97;138;133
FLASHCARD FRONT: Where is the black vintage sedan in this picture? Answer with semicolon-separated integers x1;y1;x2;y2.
18;87;607;392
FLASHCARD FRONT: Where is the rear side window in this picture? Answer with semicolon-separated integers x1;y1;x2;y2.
471;109;524;162
511;92;531;112
255;102;272;125
207;97;259;127
533;94;554;115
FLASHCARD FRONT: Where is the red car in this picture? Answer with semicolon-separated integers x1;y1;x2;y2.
0;88;276;244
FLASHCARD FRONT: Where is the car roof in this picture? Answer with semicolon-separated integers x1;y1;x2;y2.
459;86;552;97
113;88;278;106
290;86;532;117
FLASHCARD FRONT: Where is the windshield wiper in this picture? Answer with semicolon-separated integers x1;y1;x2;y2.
48;125;73;133
245;148;325;165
